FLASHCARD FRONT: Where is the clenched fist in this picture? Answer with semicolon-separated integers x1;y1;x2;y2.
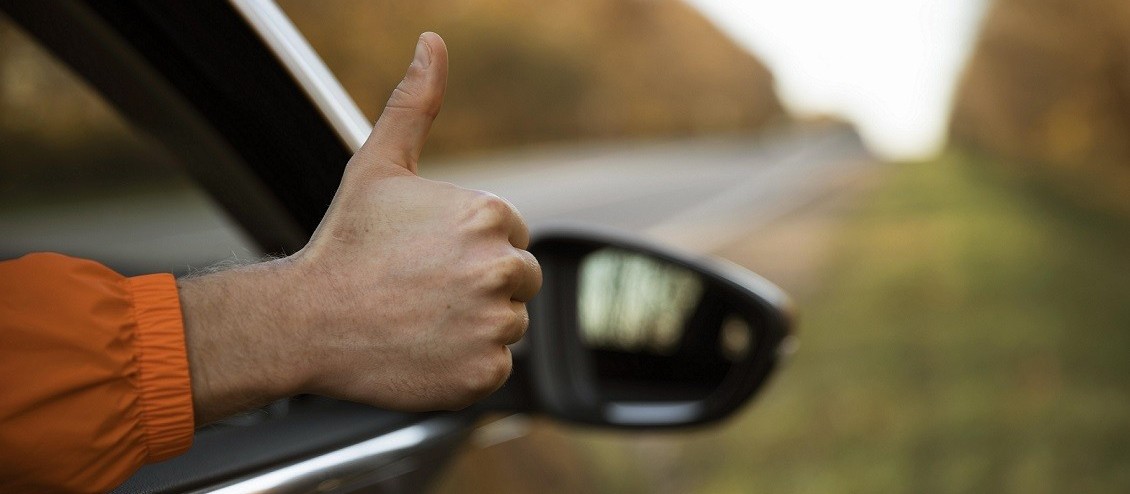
178;33;542;423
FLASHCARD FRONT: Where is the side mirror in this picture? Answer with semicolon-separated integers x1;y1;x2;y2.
520;225;796;428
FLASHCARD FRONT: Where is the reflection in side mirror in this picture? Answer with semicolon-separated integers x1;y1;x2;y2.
579;248;748;406
578;248;705;355
524;226;795;429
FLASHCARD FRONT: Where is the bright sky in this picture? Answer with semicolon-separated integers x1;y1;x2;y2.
684;0;990;160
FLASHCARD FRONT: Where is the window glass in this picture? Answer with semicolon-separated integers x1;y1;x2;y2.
0;16;257;276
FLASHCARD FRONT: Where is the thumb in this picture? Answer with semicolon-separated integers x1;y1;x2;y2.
359;32;448;175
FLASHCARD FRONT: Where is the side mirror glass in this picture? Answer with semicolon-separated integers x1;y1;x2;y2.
524;226;795;428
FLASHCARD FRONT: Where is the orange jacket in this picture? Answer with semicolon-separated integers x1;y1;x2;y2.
0;253;194;493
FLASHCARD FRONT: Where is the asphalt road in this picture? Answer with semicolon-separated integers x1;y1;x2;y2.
426;125;873;253
0;125;872;274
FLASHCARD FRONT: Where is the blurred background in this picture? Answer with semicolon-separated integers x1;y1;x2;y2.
3;0;1129;492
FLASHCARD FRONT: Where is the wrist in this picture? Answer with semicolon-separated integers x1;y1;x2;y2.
261;255;324;396
178;256;315;424
239;256;319;396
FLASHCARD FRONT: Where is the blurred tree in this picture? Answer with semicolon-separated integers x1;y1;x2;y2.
949;0;1130;213
278;0;785;156
0;0;785;195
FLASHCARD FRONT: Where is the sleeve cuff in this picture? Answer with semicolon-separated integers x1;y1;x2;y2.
127;273;195;462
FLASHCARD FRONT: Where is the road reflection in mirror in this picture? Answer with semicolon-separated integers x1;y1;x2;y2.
578;247;704;354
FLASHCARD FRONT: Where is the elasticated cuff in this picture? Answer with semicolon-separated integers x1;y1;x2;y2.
126;273;195;462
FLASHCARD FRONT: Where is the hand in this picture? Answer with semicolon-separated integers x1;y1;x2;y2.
178;32;542;423
292;31;542;410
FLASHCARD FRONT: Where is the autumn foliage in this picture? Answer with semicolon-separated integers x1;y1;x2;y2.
950;0;1130;212
278;0;785;155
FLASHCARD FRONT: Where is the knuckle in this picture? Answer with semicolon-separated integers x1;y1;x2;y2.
384;69;440;118
510;307;530;342
524;251;543;284
479;266;510;292
478;307;512;340
479;193;511;215
479;252;524;291
464;192;512;232
493;306;527;344
498;251;526;276
512;216;531;248
502;306;521;329
385;82;421;110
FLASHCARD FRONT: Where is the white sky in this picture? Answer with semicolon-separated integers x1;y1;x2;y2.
684;0;990;160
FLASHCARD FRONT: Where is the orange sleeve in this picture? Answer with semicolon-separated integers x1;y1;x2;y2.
0;253;194;493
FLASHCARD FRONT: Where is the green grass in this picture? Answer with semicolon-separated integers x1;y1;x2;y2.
569;152;1130;493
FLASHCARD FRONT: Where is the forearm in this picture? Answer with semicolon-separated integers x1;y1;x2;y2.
177;258;313;425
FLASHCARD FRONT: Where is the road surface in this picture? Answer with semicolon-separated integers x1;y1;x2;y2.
427;125;872;253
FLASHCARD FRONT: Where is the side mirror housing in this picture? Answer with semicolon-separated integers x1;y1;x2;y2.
518;225;796;428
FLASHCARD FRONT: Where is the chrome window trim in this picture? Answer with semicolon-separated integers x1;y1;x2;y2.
192;415;467;494
229;0;371;152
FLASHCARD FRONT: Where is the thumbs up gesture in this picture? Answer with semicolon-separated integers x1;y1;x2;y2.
179;33;541;422
295;32;542;410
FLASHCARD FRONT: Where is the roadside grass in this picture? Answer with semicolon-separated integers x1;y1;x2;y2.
568;152;1130;493
711;152;1130;492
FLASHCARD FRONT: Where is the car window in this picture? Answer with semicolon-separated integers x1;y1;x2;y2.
0;15;257;277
